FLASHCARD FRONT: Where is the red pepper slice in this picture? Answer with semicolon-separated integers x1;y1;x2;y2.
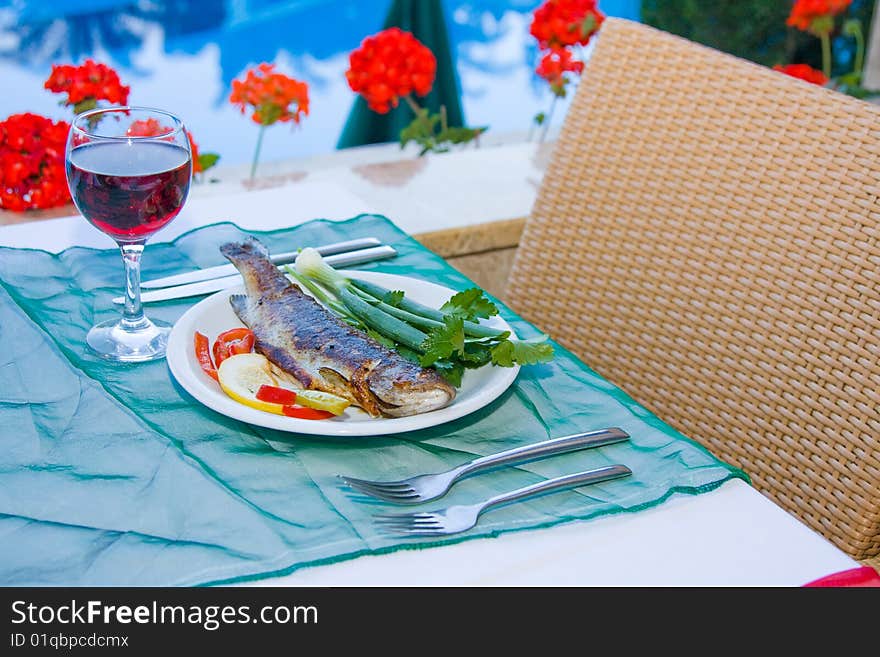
256;384;298;405
212;327;255;366
194;331;218;381
282;405;335;420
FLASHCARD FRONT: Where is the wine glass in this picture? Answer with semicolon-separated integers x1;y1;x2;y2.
65;106;193;362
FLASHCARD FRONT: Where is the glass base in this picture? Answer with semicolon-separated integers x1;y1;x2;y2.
86;317;172;363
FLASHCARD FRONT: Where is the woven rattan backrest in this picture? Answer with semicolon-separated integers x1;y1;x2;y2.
507;18;880;561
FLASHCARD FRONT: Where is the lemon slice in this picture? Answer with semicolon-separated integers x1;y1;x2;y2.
295;389;351;415
217;353;285;415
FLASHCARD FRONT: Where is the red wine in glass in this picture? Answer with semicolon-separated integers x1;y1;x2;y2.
67;141;191;242
65;107;193;363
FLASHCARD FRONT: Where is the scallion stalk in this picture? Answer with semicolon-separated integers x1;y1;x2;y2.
350;278;504;338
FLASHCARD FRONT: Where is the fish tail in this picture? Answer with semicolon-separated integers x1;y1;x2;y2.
220;235;268;258
220;237;289;296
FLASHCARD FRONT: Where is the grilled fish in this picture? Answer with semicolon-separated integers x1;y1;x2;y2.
219;237;456;418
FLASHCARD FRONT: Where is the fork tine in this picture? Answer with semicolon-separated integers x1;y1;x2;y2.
338;475;413;491
373;517;442;529
342;481;420;501
383;527;447;536
347;483;418;498
338;477;417;496
374;520;442;530
373;512;436;520
372;514;440;524
373;519;442;529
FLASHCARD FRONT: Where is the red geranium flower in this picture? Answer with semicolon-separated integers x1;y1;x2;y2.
44;59;130;114
530;0;605;51
773;63;829;85
786;0;852;34
125;118;167;137
0;113;71;212
229;63;309;126
536;48;584;96
345;27;437;114
126;118;207;174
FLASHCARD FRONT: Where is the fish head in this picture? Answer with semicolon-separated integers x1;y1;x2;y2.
367;361;456;417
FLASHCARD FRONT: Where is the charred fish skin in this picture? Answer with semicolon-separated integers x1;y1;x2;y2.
219;237;456;418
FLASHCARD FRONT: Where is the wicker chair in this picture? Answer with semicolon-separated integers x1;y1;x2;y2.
506;18;880;566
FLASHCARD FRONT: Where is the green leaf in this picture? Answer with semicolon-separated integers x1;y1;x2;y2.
400;111;440;151
459;342;492;367
836;72;862;86
431;359;465;387
533;111;546;126
72;98;97;114
490;335;555;367
381;290;405;307
579;14;596;39
440;287;498;321
198;152;220;172
400;109;485;155
440;126;486;145
418;315;465;366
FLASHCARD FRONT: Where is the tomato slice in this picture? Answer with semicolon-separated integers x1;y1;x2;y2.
212;328;255;366
194;331;218;381
282;406;335;420
256;384;298;405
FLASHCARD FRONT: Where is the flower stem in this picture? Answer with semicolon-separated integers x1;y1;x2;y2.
539;95;558;144
820;32;832;80
853;23;865;81
250;123;266;181
403;94;422;115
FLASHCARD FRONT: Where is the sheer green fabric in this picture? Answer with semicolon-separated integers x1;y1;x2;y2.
0;215;747;586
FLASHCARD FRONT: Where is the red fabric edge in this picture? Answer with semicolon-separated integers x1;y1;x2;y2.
803;566;880;587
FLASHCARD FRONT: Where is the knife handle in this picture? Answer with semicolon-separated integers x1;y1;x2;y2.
141;237;383;289
114;245;398;304
268;237;385;265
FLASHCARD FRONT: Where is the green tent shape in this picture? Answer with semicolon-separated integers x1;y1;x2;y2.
337;0;466;149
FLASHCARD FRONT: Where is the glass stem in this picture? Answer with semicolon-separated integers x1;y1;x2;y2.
120;243;148;330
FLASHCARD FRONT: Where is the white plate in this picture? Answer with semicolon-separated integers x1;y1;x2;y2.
166;271;520;436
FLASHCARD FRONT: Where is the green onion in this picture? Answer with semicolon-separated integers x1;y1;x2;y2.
350;278;504;339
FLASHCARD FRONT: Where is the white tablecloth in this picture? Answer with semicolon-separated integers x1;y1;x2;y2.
0;181;859;586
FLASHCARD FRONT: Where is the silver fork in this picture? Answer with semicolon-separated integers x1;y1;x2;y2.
374;464;633;537
338;427;629;504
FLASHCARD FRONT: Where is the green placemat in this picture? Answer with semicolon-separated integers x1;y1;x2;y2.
0;215;746;586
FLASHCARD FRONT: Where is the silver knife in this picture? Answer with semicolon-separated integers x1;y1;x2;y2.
113;244;398;304
141;236;383;289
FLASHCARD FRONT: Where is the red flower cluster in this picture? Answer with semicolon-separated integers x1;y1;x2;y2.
773;63;829;85
345;27;437;114
786;0;852;33
229;63;309;126
0;113;71;212
536;49;585;97
530;0;605;51
530;1;602;97
126;119;205;173
44;59;130;112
